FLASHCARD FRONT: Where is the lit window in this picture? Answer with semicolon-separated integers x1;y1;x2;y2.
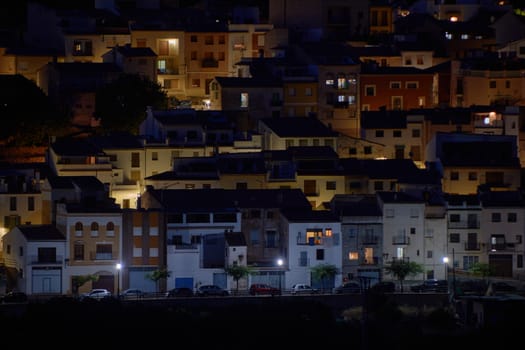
240;93;248;108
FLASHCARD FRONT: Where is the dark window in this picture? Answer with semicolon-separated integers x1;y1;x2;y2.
38;247;56;263
508;213;517;222
450;214;460;222
316;249;325;260
450;233;460;243
492;213;501;222
28;197;35;211
393;130;402;137
375;130;384;137
9;197;16;211
213;213;237;222
74;243;84;260
186;213;210;223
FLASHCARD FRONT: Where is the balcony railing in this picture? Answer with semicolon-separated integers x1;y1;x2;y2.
392;236;410;245
448;220;480;229
361;236;379;245
29;255;64;265
464;242;481;251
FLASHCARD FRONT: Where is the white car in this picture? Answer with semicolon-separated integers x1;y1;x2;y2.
80;288;112;300
291;284;319;295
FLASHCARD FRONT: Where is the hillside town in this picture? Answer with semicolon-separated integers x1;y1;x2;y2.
1;0;525;316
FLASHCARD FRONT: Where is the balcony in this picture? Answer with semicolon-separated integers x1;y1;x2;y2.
392;236;410;245
361;235;379;245
464;242;481;251
29;255;64;265
448;220;480;229
89;252;115;260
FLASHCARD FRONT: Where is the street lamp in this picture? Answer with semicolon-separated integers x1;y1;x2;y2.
116;263;121;298
277;258;283;295
442;256;449;292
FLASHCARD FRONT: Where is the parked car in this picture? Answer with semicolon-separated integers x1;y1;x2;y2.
369;281;396;293
491;281;517;292
166;287;194;298
119;288;144;299
1;291;28;303
80;288;112;300
333;282;361;294
249;283;281;296
291;283;319;295
196;285;229;297
410;279;448;293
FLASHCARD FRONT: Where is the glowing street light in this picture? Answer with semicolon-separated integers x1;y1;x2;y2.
116;263;122;298
277;258;284;295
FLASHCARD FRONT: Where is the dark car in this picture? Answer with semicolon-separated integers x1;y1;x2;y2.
1;291;28;303
196;285;229;297
333;282;361;294
166;287;194;298
491;281;517;292
119;288;145;299
411;279;448;293
249;283;281;296
370;281;396;293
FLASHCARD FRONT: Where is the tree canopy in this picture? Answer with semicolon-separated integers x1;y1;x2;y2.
0;74;68;146
95;73;168;134
310;263;338;292
384;259;424;292
224;264;254;294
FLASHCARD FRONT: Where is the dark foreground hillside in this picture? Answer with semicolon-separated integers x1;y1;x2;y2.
0;296;518;349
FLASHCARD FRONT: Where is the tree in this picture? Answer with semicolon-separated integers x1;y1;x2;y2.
224;264;254;295
0;74;68;146
384;260;424;292
95;73;168;134
145;268;171;293
71;274;99;296
310;263;338;293
468;262;493;283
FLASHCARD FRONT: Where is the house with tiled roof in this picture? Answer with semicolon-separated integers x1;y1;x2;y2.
427;132;521;194
329;194;383;284
280;207;342;291
2;224;66;295
102;43;157;82
359;64;435;112
209;76;283;127
258;116;339;151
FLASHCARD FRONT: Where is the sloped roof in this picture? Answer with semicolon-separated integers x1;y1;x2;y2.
377;191;425;204
47;175;106;191
330;195;382;217
280;208;340;222
17;224;65;241
50;137;105;156
225;231;247;246
260;117;339;137
149;188;311;211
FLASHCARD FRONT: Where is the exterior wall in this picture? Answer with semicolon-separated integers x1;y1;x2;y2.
184;31;230;106
359;73;434;111
316;65;360;137
121;210;163;293
446;199;482;276
282;80;318;117
481;204;525;279
64;33;130;63
381;201;435;280
130;29;186;102
284;220;343;290
442;166;521;195
340;215;383;283
56;205;123;295
297;174;345;210
462;74;524;107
